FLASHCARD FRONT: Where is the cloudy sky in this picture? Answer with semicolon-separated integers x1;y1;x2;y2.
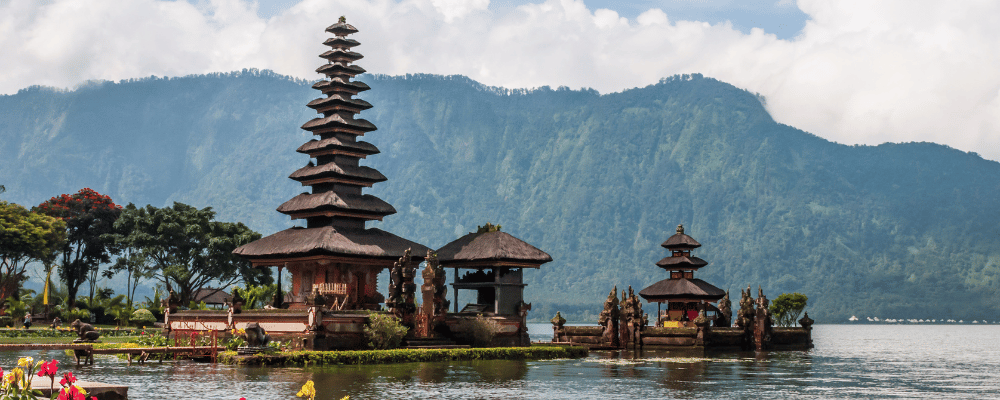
2;0;999;161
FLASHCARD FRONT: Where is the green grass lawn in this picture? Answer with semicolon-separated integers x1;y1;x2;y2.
2;336;141;344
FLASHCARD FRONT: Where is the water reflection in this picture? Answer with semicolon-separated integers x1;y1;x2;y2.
2;325;1000;399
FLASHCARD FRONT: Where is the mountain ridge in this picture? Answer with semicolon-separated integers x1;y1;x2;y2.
2;70;998;322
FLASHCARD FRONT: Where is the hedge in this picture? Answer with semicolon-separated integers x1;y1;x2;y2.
219;346;588;366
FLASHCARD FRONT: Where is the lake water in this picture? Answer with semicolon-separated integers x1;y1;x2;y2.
2;324;998;399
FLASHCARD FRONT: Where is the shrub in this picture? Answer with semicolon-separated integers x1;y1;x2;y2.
364;313;408;350
63;308;91;323
131;309;156;328
471;314;501;347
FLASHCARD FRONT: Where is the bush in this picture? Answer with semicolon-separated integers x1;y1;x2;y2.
471;314;501;347
63;308;91;323
131;309;156;328
364;313;408;350
218;346;589;366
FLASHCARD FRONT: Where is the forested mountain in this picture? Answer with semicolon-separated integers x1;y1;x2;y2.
2;70;999;322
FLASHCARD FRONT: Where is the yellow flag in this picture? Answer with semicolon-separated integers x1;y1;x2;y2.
43;267;52;306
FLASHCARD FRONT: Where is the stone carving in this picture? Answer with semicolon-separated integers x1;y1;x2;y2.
735;285;756;350
420;250;450;317
716;291;732;328
551;311;567;342
387;248;416;326
244;322;271;347
693;308;710;346
70;319;100;342
230;288;244;314
753;286;773;350
598;286;620;348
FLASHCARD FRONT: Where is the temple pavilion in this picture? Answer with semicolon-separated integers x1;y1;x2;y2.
234;18;429;310
436;223;552;316
639;225;725;326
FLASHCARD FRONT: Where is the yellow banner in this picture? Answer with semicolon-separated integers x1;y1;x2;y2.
43;267;52;306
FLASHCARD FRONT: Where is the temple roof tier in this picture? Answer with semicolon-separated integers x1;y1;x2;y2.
277;191;396;219
437;231;553;269
320;49;363;62
661;224;702;250
323;37;360;49
326;19;359;36
234;226;430;264
316;63;366;76
313;78;371;95
301;114;377;133
307;94;373;113
288;163;386;184
638;278;725;302
297;137;379;158
655;256;708;270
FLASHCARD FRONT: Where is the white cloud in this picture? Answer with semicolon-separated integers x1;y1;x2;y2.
1;0;999;160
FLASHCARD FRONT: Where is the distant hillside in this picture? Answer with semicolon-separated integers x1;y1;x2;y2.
2;70;999;322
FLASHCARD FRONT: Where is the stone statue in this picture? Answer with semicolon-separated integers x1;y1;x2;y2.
716;291;732;327
753;286;773;350
551;311;567;342
244;322;271;347
70;319;100;342
387;248;416;325
230;288;244;314
598;286;621;347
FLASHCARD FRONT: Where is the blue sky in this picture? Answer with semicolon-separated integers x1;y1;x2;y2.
3;0;999;161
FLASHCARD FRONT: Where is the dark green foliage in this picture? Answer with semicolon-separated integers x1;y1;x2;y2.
112;202;262;305
770;292;808;327
364;313;408;350
3;72;1000;322
0;201;65;301
218;346;588;366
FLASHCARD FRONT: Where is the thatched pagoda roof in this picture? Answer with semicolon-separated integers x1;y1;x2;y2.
312;79;370;94
323;37;360;49
297;137;379;156
639;278;725;302
288;162;386;184
326;19;358;36
277;192;395;217
437;231;552;268
661;224;701;249
307;94;373;112
234;226;429;263
316;63;366;76
301;113;377;133
320;49;363;62
655;256;708;270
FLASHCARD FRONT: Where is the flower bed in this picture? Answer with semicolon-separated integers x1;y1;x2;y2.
0;327;159;338
219;346;588;366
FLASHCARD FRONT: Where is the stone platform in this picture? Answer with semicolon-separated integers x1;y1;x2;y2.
30;376;128;400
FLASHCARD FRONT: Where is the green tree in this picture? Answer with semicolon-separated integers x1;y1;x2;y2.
770;293;809;327
0;201;66;302
34;188;122;309
113;202;262;305
103;203;157;310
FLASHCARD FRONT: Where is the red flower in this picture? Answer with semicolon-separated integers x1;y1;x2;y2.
60;371;77;386
38;359;59;377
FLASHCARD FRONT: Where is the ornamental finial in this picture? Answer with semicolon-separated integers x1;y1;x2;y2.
339;16;346;23
676;224;684;234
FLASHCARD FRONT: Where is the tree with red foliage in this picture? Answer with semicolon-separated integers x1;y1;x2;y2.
34;188;122;310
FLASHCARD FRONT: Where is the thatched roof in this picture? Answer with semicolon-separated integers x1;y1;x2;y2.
639;278;725;302
288;162;386;183
234;226;429;262
301;114;376;133
655;256;708;270
320;49;363;62
297;137;379;156
307;94;372;112
277;192;395;217
312;78;370;94
323;37;360;49
436;231;552;268
326;20;358;36
316;63;366;76
661;224;701;249
194;288;229;305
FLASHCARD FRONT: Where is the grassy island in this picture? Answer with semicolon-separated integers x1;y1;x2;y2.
219;346;588;366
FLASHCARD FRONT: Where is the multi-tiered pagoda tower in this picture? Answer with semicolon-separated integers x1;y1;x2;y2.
639;225;725;326
235;17;429;310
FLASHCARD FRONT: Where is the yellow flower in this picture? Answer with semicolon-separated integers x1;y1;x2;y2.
17;356;33;367
296;380;316;400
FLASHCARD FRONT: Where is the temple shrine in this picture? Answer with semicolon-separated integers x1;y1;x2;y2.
233;18;430;310
639;225;726;327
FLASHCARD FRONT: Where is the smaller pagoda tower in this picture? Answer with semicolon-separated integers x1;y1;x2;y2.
639;225;725;326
